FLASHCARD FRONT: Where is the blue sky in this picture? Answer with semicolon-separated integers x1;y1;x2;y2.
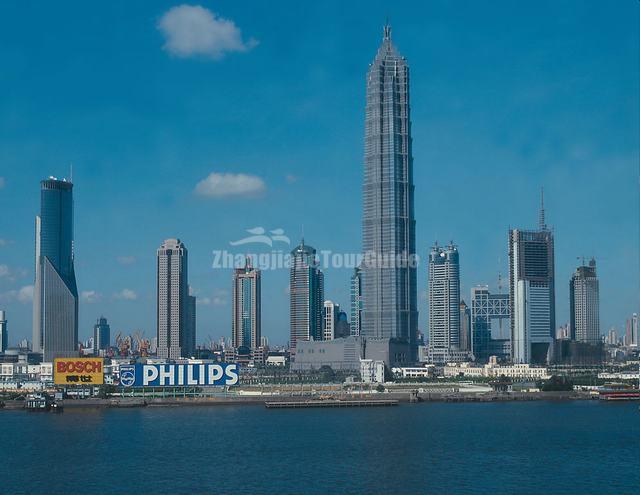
0;1;638;346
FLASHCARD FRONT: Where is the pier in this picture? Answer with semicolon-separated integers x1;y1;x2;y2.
264;399;398;409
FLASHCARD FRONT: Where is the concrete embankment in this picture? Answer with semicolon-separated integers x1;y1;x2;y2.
1;390;595;411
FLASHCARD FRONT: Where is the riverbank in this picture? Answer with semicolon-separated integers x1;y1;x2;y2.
1;390;599;410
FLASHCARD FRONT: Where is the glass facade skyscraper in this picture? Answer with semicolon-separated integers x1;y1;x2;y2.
32;177;78;361
509;201;555;364
470;286;510;362
350;266;362;337
428;243;460;363
157;238;193;359
360;25;418;348
289;240;324;349
569;259;599;344
0;311;7;353
93;316;111;355
232;257;261;350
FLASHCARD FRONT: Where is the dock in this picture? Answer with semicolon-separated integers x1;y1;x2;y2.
265;399;398;409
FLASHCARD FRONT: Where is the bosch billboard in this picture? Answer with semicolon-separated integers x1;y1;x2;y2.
119;363;239;387
54;358;104;385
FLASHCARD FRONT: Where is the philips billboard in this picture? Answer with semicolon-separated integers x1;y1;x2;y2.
119;363;239;387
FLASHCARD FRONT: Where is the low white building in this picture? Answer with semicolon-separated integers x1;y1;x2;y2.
597;371;640;381
266;355;286;367
360;359;385;384
444;362;550;381
0;362;54;387
392;366;435;379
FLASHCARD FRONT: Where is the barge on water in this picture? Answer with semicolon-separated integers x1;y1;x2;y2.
265;399;398;409
598;390;640;401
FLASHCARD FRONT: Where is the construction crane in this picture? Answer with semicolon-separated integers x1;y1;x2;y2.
115;332;131;357
133;331;150;357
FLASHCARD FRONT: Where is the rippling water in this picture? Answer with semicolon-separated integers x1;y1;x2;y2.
4;401;639;494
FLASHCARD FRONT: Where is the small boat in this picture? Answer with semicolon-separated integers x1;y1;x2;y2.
25;393;63;412
25;393;51;412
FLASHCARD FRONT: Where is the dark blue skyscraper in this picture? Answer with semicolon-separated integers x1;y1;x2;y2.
32;177;78;361
290;240;324;349
361;25;418;349
93;316;111;355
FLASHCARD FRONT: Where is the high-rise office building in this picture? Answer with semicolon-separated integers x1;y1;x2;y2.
470;286;511;362
509;196;555;364
93;316;110;355
360;25;418;350
322;300;340;341
459;301;471;353
290;240;324;349
0;310;7;352
232;257;261;350
569;259;600;344
630;313;639;348
428;243;461;362
350;267;362;336
336;310;350;339
157;238;191;359
33;177;78;361
186;294;196;356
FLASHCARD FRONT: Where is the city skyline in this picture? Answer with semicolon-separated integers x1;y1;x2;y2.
0;2;637;346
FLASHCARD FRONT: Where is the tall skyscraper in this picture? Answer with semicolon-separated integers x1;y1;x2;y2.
93;316;110;355
428;243;461;362
322;300;340;340
630;313;639;347
569;258;600;344
360;25;418;350
290;240;324;349
459;301;471;353
157;238;191;359
33;177;78;361
336;310;350;339
186;294;196;356
350;266;362;336
0;310;7;352
509;195;555;364
232;257;261;350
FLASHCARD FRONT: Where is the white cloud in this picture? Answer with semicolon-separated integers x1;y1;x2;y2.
17;285;33;302
158;5;257;60
0;264;26;282
81;290;100;303
285;174;298;184
212;288;228;306
0;239;11;247
114;288;138;301
0;285;34;304
193;288;227;306
195;172;266;199
0;177;5;189
117;256;137;265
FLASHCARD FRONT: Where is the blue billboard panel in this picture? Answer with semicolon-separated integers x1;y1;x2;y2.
119;363;239;387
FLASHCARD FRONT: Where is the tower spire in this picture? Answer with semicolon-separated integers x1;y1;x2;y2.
538;187;546;230
383;21;391;40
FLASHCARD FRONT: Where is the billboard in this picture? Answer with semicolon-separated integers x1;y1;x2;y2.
54;358;104;385
118;363;239;387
